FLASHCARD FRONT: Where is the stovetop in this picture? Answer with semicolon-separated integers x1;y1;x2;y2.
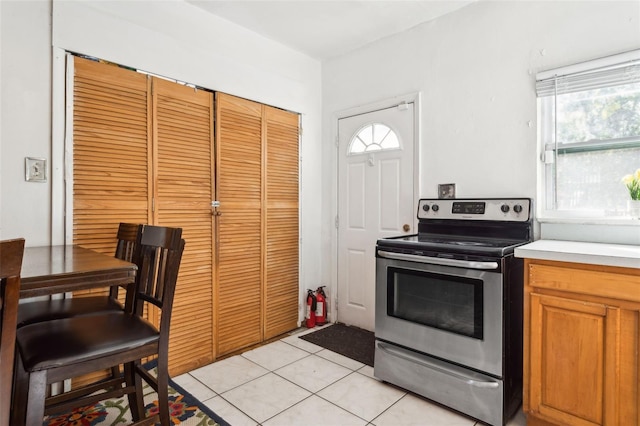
403;234;525;247
377;198;533;258
377;233;530;257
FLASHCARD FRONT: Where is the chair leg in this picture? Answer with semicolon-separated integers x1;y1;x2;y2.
11;352;29;426
25;370;47;426
125;361;144;421
156;354;170;426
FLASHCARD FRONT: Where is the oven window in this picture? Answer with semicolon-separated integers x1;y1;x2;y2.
387;267;483;339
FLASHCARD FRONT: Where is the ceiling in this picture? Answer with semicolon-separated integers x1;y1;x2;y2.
186;0;476;60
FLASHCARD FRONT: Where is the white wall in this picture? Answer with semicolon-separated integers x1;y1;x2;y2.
2;0;639;328
322;0;640;262
0;1;52;246
0;0;324;316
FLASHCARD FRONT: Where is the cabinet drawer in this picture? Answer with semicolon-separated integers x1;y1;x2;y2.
528;263;640;303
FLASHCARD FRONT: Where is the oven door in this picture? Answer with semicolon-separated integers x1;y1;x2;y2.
375;250;504;377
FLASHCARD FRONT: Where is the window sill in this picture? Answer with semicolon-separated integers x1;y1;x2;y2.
536;215;640;226
537;214;640;246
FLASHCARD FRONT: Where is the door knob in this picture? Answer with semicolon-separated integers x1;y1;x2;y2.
403;224;410;232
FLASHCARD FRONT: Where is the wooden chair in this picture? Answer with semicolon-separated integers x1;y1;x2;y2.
16;223;143;327
0;238;25;426
12;225;184;426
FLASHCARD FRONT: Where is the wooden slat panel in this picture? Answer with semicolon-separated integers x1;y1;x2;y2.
154;78;214;375
216;93;263;355
72;57;151;389
73;56;150;259
264;106;299;339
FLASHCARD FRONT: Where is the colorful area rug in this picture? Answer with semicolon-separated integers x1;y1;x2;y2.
43;364;229;426
299;323;375;367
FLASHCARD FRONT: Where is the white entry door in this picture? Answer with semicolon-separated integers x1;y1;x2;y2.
337;103;415;331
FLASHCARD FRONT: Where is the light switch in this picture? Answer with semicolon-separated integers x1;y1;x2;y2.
25;157;47;182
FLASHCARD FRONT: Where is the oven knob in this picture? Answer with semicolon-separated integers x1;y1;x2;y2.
501;204;510;213
422;204;430;212
514;204;523;213
432;204;439;212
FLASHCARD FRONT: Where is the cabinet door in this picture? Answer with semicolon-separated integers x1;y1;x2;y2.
73;58;216;376
215;93;264;355
153;78;215;375
72;56;152;389
73;56;151;255
264;106;299;339
529;293;620;426
215;94;300;355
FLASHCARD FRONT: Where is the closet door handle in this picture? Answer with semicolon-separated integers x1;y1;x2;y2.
211;201;222;216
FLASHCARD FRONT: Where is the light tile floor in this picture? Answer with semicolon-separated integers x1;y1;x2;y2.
173;325;528;426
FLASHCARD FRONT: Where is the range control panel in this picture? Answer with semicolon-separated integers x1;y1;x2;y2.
417;198;531;222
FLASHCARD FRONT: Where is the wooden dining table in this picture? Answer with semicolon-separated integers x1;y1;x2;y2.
20;245;137;299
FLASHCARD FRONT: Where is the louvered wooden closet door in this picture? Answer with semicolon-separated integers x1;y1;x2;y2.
264;106;299;339
153;78;215;375
72;57;151;389
73;57;151;262
73;58;216;376
215;93;263;355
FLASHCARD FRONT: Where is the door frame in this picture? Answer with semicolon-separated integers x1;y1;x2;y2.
330;92;421;324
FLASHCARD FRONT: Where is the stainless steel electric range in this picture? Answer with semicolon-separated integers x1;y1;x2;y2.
374;198;532;426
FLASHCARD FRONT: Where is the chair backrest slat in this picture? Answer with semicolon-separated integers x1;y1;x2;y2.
115;223;142;261
112;223;143;301
131;226;184;332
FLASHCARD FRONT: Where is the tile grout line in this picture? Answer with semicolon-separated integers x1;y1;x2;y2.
307;369;386;425
192;328;486;426
246;336;385;425
194;339;324;425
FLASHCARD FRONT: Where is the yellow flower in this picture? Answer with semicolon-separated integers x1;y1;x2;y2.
623;168;640;201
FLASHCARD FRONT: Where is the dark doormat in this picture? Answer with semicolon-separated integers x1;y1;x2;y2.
299;323;375;367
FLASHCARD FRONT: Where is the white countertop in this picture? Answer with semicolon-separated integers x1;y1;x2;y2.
515;240;640;269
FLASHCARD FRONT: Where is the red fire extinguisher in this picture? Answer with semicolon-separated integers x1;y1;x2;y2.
305;289;317;328
315;286;327;326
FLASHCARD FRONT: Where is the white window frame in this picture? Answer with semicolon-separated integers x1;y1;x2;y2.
536;49;640;224
347;122;401;155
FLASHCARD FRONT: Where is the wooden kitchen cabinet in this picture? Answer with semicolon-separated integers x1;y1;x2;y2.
523;259;640;426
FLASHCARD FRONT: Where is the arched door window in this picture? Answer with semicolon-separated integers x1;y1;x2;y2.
348;123;400;154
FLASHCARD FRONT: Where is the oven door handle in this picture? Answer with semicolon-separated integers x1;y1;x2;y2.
377;342;500;389
377;250;498;270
